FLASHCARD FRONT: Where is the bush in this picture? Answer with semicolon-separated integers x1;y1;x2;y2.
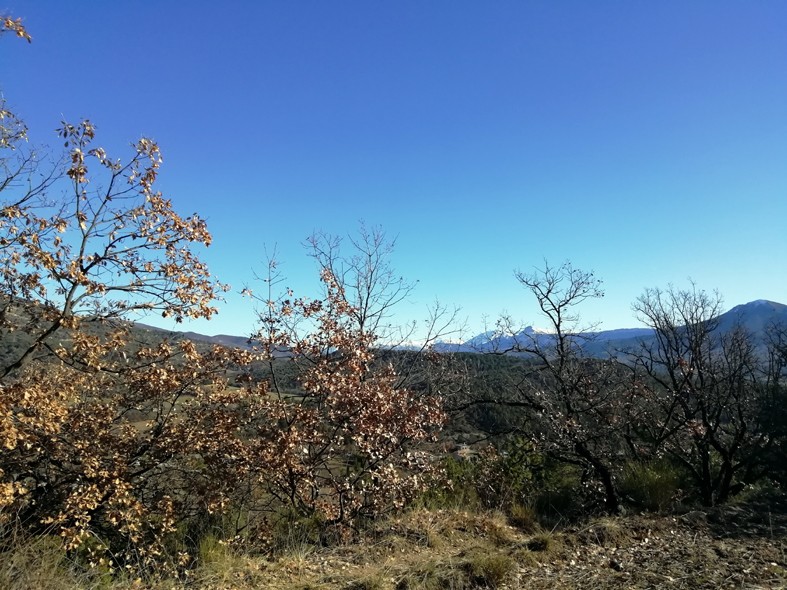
463;551;516;588
620;460;682;512
418;440;544;513
417;456;483;511
507;503;538;532
532;462;585;524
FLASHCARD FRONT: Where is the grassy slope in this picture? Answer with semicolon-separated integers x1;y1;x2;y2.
3;493;786;590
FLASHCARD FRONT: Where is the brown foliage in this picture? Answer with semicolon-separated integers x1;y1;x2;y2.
248;267;446;527
0;118;227;374
0;74;246;565
0;14;439;569
1;329;264;565
0;103;445;569
0;15;31;42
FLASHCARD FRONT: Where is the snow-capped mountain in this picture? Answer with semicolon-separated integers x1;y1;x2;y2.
454;300;787;356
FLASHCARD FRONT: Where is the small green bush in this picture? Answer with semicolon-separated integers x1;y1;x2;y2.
479;439;546;510
418;456;483;511
620;460;682;512
532;462;584;523
269;509;326;554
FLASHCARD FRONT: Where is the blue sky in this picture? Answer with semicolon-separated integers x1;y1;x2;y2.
4;1;786;339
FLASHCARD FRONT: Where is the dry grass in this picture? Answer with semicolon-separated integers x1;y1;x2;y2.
2;499;786;589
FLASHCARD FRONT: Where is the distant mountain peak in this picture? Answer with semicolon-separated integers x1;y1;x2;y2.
522;325;552;335
741;299;781;307
460;299;786;355
728;299;786;314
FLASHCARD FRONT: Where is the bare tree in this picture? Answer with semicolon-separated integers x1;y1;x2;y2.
631;285;769;505
753;321;787;485
306;224;415;342
484;261;632;513
303;224;461;390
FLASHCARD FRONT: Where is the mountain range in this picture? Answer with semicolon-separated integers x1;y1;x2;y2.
138;299;787;358
436;299;787;356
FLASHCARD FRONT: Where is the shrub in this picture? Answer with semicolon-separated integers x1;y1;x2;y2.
249;269;446;529
417;456;483;511
475;439;546;510
463;551;516;588
532;462;585;524
507;503;538;532
620;460;682;512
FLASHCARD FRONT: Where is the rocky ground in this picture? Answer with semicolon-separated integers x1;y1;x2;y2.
513;502;787;589
194;491;787;589
4;491;786;589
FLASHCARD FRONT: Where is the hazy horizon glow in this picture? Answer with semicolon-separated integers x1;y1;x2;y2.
5;1;786;339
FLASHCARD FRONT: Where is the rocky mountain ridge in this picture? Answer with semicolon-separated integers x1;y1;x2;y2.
438;299;787;356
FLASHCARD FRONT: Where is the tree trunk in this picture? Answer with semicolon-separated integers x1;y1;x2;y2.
575;442;620;514
716;460;734;504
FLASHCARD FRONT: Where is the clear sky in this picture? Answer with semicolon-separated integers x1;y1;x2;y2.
3;1;786;339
